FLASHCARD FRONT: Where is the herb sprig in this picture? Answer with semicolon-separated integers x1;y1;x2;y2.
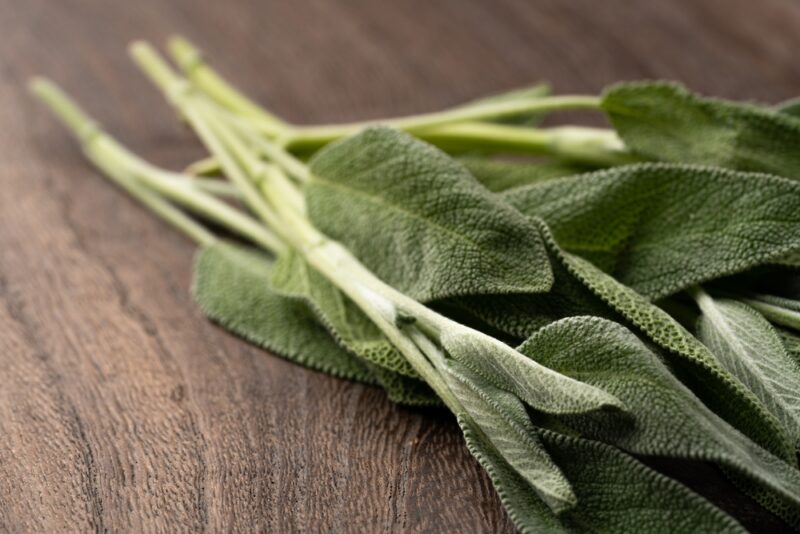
30;37;800;533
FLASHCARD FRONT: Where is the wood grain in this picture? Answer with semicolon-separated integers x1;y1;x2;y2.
1;0;799;531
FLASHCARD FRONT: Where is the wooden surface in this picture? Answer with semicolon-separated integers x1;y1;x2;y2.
2;0;799;531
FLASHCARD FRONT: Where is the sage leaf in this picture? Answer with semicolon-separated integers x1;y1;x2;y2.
459;414;744;534
436;322;623;416
442;359;577;514
518;316;800;528
692;291;800;448
503;162;800;299
307;126;554;302
602;81;800;177
270;248;438;406
192;241;373;383
776;96;800;118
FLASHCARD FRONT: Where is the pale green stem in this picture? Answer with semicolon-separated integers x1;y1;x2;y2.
129;41;293;245
167;36;288;136
741;299;800;331
185;155;222;176
417;123;634;166
279;95;602;149
30;77;283;254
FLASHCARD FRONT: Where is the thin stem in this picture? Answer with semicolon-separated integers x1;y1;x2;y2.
129;42;291;243
280;95;603;149
30;77;283;254
167;35;288;136
417;123;634;166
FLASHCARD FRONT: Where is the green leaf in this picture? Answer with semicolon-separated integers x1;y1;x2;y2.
270;248;438;406
435;321;623;416
459;414;744;534
442;359;576;514
307;126;553;302
461;158;588;192
192;241;373;383
503;162;800;299
554;244;796;464
453;224;795;462
518;316;800;528
692;291;800;447
602;81;800;177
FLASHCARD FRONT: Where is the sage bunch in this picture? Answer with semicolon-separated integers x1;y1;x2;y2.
29;37;800;533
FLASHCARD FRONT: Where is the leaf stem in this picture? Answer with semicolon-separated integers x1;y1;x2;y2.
279;95;603;149
29;77;283;254
167;36;288;137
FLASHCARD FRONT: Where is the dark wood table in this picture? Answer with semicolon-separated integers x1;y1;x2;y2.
1;1;798;531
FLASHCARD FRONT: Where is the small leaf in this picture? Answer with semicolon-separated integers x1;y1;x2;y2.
461;82;552;126
307;126;553;302
518;316;800;528
692;291;800;448
192;241;373;383
437;322;623;416
503;162;800;299
270;248;438;406
602;81;800;177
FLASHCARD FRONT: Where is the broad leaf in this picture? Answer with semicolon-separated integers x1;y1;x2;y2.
192;241;373;383
602;81;800;178
459;414;744;534
503;162;800;299
270;249;438;406
307;126;553;302
692;291;800;447
453;223;795;462
518;316;800;528
462;158;588;192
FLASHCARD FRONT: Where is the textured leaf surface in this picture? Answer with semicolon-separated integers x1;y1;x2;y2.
437;323;623;416
454;224;795;462
693;293;800;448
503;162;800;299
443;360;576;513
192;242;373;383
462;158;586;192
307;126;553;302
459;414;744;534
518;316;800;528
270;249;438;406
602;81;800;177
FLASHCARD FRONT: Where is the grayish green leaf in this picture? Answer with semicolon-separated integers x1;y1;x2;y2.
443;359;576;514
307;126;553;302
503;162;800;299
436;322;623;416
603;81;800;178
518;316;800;528
459;413;744;534
192;241;373;383
693;292;800;447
